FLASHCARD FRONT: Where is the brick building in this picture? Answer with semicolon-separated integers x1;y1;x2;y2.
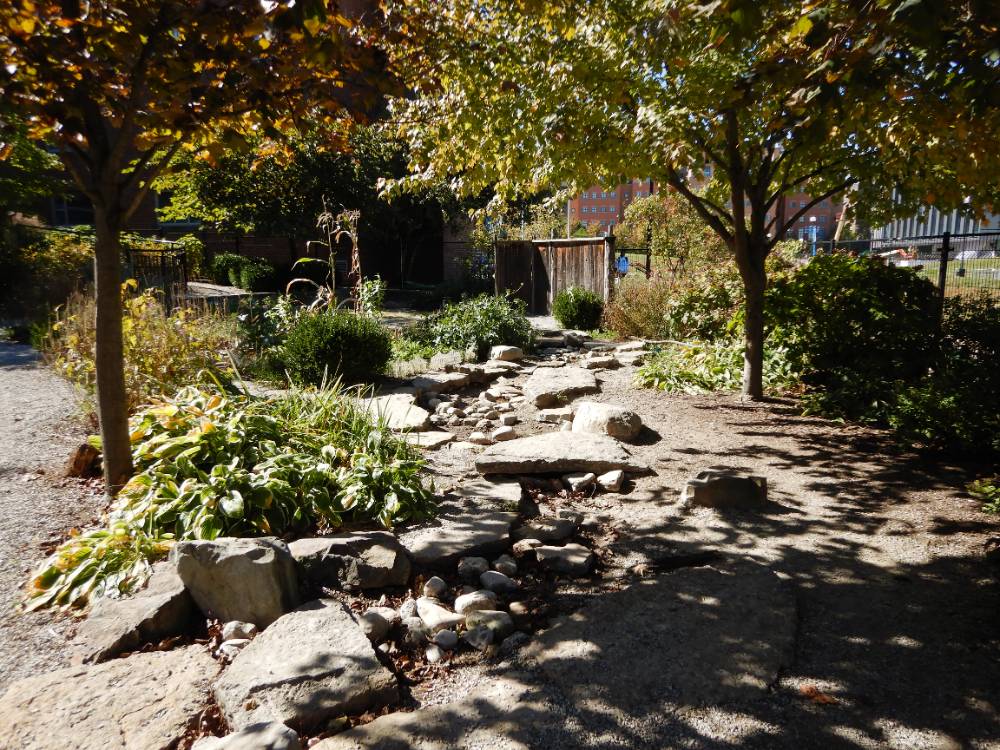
567;178;656;234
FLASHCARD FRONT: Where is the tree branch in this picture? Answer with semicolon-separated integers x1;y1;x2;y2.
772;180;854;248
664;166;733;245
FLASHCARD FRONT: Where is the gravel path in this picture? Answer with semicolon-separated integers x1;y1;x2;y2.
0;344;105;691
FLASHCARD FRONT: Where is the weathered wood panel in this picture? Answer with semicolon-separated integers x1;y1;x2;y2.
494;240;535;309
496;237;613;314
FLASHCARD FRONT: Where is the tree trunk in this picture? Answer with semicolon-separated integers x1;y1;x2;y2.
93;206;133;494
738;244;767;400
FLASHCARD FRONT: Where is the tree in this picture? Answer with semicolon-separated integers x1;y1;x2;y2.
386;0;999;398
0;110;65;224
0;0;396;492
155;127;449;284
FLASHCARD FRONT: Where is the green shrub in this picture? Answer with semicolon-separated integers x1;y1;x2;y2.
635;338;797;394
407;294;535;360
25;386;434;610
766;254;938;422
0;226;93;322
175;234;206;278
239;257;276;291
283;310;392;384
553;286;604;330
210;252;245;285
968;476;1000;513
888;293;1000;454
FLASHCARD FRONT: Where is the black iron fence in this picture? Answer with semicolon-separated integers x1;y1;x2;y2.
122;238;188;311
808;231;1000;301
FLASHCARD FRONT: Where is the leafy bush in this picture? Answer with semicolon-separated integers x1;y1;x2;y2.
553;286;604;330
233;295;299;379
283;310;392;385
357;275;387;316
888;293;1000;454
766;254;938;422
26;386;434;610
635;339;797;395
0;226;93;322
210;252;246;285
238;257;276;291
175;234;206;278
43;284;235;412
968;476;1000;514
406;294;535;360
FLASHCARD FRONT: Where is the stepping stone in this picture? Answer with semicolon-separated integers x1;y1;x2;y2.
523;562;795;706
288;532;411;591
72;562;195;663
171;537;299;629
512;517;577;543
572;401;643;442
475;432;648;475
401;430;454;449
681;470;768;509
535;543;596;577
214;599;398;731
398;508;518;567
454;478;524;508
523;366;599;407
581;355;621;370
0;646;217;750
411;371;470;395
364;393;431;431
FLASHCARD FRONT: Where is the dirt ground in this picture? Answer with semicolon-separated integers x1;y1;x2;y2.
1;341;998;749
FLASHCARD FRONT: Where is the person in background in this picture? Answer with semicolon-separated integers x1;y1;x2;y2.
615;250;630;279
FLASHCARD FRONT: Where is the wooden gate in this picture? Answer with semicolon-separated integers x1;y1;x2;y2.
495;237;614;315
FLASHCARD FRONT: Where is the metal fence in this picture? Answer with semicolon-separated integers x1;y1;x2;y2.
123;240;188;311
808;231;1000;300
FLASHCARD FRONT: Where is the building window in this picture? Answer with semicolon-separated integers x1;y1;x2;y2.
703;165;712;177
51;194;94;226
818;215;827;223
790;200;798;209
610;191;616;198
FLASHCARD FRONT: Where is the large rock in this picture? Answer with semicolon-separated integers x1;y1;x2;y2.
171;537;299;628
289;532;411;591
475;432;648;476
0;646;216;750
535;543;596;577
398;507;518;567
214;599;398;731
364;393;431;432
681;470;769;510
411;372;469;395
489;345;523;361
524;562;796;707
73;562;195;663
523;366;599;407
571;401;642;442
193;723;301;750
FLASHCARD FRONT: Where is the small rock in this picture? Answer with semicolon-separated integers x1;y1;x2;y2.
536;407;574;423
432;629;459;650
423;576;448;599
398;598;418;619
499;413;518;426
193;722;301;750
499;631;530;655
508;601;531;623
480;570;519;594
425;644;444;664
491;426;517;442
556;508;584;525
581;356;621;370
358;611;390;644
400;616;430;647
597;469;625;492
65;442;101;478
563;472;596;492
681;470;769;509
463;625;494;651
221;621;258;642
572;401;642;442
512;518;577;543
457;556;490;581
560;421;572;431
492;554;518;576
454;589;498;615
216;638;251;658
512;538;544;557
416;597;464;632
484;410;500;421
490;345;523;362
464;610;515;640
468;431;492;445
535;543;596;577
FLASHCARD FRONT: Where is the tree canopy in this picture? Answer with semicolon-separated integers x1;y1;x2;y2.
386;0;1000;396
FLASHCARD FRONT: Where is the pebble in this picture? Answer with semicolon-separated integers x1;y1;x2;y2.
401;616;431;647
500;631;530;655
464;609;515;639
432;629;459;650
597;469;625;492
399;598;418;619
426;644;444;663
366;605;401;629
457;556;489;581
512;538;544;557
358;611;390;644
499;413;518;426
463;625;494;651
216;638;250;659
454;589;498;615
491;426;516;442
423;575;448;599
221;621;257;641
468;431;492;445
480;570;519;594
493;554;518;576
508;601;531;622
564;472;596;491
416;596;465;632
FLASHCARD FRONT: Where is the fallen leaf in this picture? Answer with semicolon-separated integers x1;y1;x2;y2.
799;684;839;705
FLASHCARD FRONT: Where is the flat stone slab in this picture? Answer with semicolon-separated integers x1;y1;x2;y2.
475;432;648;475
401;430;455;449
411;372;470;394
523;366;599;407
364;393;431;432
312;676;540;750
289;532;411;591
0;646;217;750
454;478;524;508
524;562;795;707
681;470;768;509
72;561;195;663
398;507;518;567
214;599;398;731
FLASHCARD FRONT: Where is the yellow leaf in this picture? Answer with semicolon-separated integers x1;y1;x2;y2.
789;15;812;38
304;17;322;36
258;36;271;50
